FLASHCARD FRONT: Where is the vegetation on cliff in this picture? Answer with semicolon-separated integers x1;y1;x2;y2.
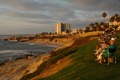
21;32;120;80
20;34;97;80
39;32;120;80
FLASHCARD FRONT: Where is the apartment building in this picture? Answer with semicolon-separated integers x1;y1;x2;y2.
56;22;71;34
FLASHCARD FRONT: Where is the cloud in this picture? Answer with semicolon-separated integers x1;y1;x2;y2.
0;0;120;34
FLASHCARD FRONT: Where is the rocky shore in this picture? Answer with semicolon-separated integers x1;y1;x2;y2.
0;37;74;80
0;53;50;80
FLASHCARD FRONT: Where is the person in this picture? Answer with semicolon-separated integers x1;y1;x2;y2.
26;53;28;60
9;57;11;61
109;38;115;44
94;44;102;56
94;41;109;58
98;38;116;64
28;56;31;60
95;42;110;63
102;38;116;57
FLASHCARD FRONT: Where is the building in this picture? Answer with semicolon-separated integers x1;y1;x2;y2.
109;14;120;30
109;21;120;30
56;22;71;34
72;28;79;34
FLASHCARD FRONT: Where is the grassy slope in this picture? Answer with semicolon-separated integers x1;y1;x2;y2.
40;32;120;80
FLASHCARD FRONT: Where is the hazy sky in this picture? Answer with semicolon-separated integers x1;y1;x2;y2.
0;0;120;35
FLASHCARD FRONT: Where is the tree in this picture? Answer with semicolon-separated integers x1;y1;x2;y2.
49;32;52;36
114;14;120;22
102;12;107;22
66;30;70;34
84;27;90;32
115;14;118;18
95;22;100;31
89;23;94;27
100;22;105;31
104;23;109;29
110;16;115;22
89;23;95;31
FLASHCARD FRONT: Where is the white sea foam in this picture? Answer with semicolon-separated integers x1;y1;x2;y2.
0;50;27;54
0;39;56;64
0;50;29;63
29;43;35;45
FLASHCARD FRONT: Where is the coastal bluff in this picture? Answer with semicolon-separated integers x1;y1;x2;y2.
0;31;102;80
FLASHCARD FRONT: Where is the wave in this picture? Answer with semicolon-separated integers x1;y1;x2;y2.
0;50;27;54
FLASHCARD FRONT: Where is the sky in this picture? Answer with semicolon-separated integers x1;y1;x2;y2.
0;0;120;35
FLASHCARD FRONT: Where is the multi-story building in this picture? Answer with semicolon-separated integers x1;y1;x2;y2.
56;23;62;34
55;22;71;34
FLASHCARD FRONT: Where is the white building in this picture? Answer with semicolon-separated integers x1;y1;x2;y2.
55;22;71;34
56;23;62;34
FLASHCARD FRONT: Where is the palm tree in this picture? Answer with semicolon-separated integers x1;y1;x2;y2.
102;12;107;22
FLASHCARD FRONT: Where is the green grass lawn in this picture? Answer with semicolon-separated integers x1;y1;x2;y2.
40;32;120;80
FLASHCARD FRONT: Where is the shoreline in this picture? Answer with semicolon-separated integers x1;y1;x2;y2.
0;52;51;80
0;31;101;80
0;38;73;80
0;39;63;66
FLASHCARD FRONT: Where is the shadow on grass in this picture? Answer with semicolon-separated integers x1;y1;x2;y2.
97;74;119;80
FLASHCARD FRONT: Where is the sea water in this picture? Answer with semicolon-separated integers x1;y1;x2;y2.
0;36;57;64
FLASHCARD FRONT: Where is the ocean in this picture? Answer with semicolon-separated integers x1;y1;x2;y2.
0;35;57;64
